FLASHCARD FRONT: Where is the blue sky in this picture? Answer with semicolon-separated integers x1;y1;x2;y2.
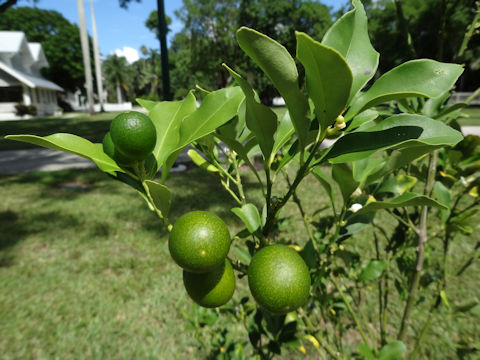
24;0;344;63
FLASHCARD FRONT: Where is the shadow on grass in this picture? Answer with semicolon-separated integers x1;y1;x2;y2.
0;167;264;266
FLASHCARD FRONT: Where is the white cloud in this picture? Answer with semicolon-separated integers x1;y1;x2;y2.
113;46;139;64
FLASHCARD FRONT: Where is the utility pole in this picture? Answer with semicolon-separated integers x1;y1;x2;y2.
77;0;95;114
157;0;172;100
90;0;105;112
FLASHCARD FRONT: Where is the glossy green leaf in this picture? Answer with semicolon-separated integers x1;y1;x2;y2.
312;167;336;210
176;87;244;151
232;203;262;234
187;149;219;175
234;245;252;265
354;192;447;216
136;98;158;111
346;60;464;120
160;148;183;183
358;260;387;281
346;109;379;133
149;91;197;171
378;341;407;360
365;145;438;184
143;180;171;219
434;181;451;224
272;109;295;159
5;133;122;174
352;157;386;185
422;90;450;117
296;32;352;130
377;175;418;196
236;27;309;146
322;0;379;103
299;239;316;269
326;114;463;163
224;64;277;161
332;163;358;202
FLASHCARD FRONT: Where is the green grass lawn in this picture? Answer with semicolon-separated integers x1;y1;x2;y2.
0;165;479;359
458;107;480;126
0;112;122;151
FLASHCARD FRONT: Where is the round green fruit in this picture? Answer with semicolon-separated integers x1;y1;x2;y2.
183;259;235;308
109;111;156;161
248;244;311;314
102;132;135;165
169;211;231;273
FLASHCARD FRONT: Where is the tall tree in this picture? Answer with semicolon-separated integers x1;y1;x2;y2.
153;0;332;102
102;54;132;104
0;7;91;92
363;0;479;90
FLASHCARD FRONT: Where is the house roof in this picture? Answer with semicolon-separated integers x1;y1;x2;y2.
28;43;49;68
0;31;25;54
0;61;63;91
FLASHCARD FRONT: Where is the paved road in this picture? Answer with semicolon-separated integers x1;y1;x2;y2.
1;127;479;175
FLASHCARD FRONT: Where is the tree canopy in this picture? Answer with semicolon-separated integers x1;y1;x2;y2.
0;6;91;92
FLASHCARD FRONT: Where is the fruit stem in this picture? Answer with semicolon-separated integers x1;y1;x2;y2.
330;275;374;354
299;308;343;360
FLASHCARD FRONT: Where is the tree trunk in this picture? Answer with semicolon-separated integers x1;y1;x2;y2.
116;82;122;104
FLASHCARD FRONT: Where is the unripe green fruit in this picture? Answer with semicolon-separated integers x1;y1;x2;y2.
102;132;136;165
183;259;235;308
169;211;231;273
110;111;156;161
248;244;311;314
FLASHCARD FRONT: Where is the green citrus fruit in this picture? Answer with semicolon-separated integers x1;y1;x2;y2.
169;211;231;273
248;244;311;314
109;111;156;161
183;259;235;308
102;131;135;165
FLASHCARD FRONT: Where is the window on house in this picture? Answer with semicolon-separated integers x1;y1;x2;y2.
0;86;23;102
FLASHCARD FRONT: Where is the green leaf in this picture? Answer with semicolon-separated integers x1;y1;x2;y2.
149;91;197;171
299;239;316;269
231;203;262;233
143;180;171;219
357;343;376;360
322;0;379;103
358;260;387;281
236;27;309;146
234;245;252;265
352;157;386;185
377;175;418;196
296;32;352;130
434;181;451;224
176;87;244;151
378;341;407;360
354;192;448;216
365;145;438;184
312;167;336;211
187;149;219;175
326;114;463;163
272;109;295;159
224;64;277;161
346;60;464;120
332;163;358;203
136;98;158;111
5;133;122;174
346;109;379;133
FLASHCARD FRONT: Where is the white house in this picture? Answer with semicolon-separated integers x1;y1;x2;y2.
0;31;63;119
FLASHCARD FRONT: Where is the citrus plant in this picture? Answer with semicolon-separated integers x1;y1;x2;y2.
6;0;477;358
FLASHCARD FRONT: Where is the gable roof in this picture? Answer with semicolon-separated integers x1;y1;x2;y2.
0;31;25;54
0;61;63;91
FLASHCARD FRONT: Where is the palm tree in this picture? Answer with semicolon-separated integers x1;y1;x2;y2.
102;54;131;103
